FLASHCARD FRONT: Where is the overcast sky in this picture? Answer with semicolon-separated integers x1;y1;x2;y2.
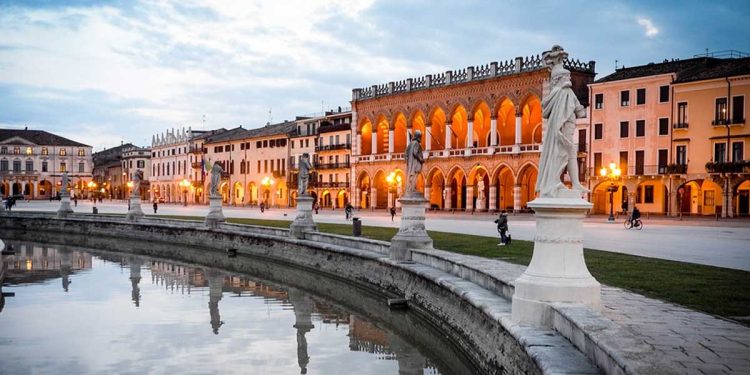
1;0;748;150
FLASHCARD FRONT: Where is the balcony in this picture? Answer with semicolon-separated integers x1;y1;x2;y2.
665;164;687;174
705;160;750;174
712;118;745;127
315;143;352;152
189;146;204;154
317;182;350;189
314;162;351;170
0;169;40;177
355;143;542;163
191;162;202;169
673;123;689;130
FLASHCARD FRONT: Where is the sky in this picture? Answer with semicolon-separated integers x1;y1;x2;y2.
1;0;748;151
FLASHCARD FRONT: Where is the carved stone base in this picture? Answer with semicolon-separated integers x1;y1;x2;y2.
511;196;601;327
290;195;317;239
57;193;74;218
205;196;225;228
390;194;433;261
126;196;145;221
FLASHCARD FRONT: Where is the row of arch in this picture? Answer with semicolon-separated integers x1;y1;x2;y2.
358;96;542;155
355;163;538;211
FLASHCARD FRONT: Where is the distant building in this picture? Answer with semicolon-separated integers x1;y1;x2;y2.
92;143;135;200
121;146;152;200
0;128;93;199
588;53;750;216
312;110;352;208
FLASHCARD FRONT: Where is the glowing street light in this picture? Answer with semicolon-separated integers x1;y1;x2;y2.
599;162;622;222
179;179;191;206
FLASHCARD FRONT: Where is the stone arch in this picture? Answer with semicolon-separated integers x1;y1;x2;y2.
447;165;467;210
336;189;349;208
359;118;373;155
220;181;230;203
496;98;516;146
357;170;371;208
410;110;427;144
449;105;469;149
247;181;258;204
735;179;750;217
470;101;492;148
520;94;542;144
516;162;538;210
38;179;52;198
426;166;446;209
393;112;408;153
634;179;669;214
372;169;388;209
427;106;447;151
468;164;491;211
591;179;624;215
375;115;390;154
232;182;244;204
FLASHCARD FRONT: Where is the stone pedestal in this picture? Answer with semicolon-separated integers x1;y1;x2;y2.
512;195;601;327
126;195;145;221
389;194;433;261
205;195;225;228
57;192;73;218
290;195;317;239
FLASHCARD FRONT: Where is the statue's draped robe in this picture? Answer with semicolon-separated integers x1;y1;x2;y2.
405;140;423;196
536;84;578;197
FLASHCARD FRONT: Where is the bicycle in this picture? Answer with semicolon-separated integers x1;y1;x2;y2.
624;216;643;230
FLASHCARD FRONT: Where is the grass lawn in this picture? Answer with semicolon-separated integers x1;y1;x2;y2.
157;215;750;321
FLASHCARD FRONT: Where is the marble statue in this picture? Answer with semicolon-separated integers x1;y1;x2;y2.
477;179;485;197
133;169;143;194
536;45;587;198
405;130;424;196
209;162;224;197
61;171;69;195
297;153;313;195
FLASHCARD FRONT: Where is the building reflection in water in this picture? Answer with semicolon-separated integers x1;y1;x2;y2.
1;241;441;374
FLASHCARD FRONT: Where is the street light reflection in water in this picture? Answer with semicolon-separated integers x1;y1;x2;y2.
0;239;465;375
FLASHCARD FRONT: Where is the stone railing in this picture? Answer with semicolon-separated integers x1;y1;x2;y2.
352;55;595;100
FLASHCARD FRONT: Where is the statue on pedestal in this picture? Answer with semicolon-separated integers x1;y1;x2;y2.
132;169;143;197
297;153;313;196
405;130;424;197
536;45;588;198
209;162;224;198
61;172;69;195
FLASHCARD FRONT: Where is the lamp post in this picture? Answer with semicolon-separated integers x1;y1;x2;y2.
126;181;133;197
180;179;190;207
87;181;97;204
385;171;402;208
261;176;275;207
599;162;621;222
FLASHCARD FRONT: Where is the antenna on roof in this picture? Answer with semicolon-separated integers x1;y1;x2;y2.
614;59;618;70
202;114;206;130
268;108;273;125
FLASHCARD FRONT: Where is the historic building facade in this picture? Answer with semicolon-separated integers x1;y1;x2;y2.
350;55;595;212
314;110;352;209
588;56;750;217
121;146;152;200
0;128;93;199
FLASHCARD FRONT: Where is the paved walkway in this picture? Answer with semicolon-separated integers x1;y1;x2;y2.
9;200;750;271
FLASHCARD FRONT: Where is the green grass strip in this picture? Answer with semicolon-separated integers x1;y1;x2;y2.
156;215;750;321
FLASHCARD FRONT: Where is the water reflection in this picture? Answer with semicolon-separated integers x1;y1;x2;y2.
1;238;452;374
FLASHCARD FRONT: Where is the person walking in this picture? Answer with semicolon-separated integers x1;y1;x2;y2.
153;201;158;214
494;210;509;246
345;202;353;220
73;196;78;207
260;202;265;213
390;207;396;221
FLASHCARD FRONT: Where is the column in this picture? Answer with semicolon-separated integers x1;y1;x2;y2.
33;180;39;199
490;116;498;146
370;187;377;209
424;186;431;202
489;184;497;211
466;120;474;148
444;186;452;209
424;126;432;151
444;123;452;149
387;191;394;209
466;186;474;211
724;177;733;218
371;130;377;155
388;129;394;154
354;187;361;209
628;191;636;214
515;113;522;145
513;184;521;212
355;131;361;156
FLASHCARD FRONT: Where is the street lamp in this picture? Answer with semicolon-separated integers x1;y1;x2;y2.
87;181;97;203
180;179;190;207
126;181;133;198
385;171;402;208
599;162;621;222
261;176;275;206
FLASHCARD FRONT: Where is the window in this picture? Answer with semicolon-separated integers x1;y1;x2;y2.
13;147;20;155
635;150;644;175
0;147;5;154
60;162;67;172
733;96;745;123
594;152;602;172
636;120;645;137
78;162;84;173
620;90;630;106
594;93;603;109
25;160;33;172
594;124;603;139
346;134;351;145
137;160;145;168
732;142;744;162
658;118;669;135
257;160;261;173
13;160;21;172
715;97;728;124
620;151;628;176
264;160;268;173
620;121;629;138
256;141;262;148
577;129;587;153
677;102;688;126
26;147;32;155
59;148;67;156
704;190;715;206
636;88;646;105
658;149;668;173
0;160;6;171
42;161;48;172
78;149;85;156
41;147;48;155
263;140;268;148
644;185;654;204
240;143;245;150
714;142;726;163
659;85;670;103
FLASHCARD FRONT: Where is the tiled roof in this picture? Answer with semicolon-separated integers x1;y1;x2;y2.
594;57;716;83
245;121;296;138
673;57;750;83
0;128;90;147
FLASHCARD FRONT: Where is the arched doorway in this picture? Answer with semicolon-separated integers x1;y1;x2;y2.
38;180;52;199
357;171;371;209
447;166;467;210
493;165;515;212
426;167;445;210
233;182;244;205
373;170;388;209
517;164;538;210
468;165;490;211
736;180;750;217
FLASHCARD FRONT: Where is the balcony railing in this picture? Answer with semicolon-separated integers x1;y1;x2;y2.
191;162;202;169
315;143;352;152
317;182;350;189
189;146;204;154
705;160;750;174
314;162;351;170
0;169;40;176
665;164;687;174
712;118;746;127
673;122;689;129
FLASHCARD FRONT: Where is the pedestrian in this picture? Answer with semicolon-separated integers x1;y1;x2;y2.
390;206;396;221
494;210;509;246
260;202;265;213
314;203;319;214
153;201;158;214
73;196;78;207
345;202;353;220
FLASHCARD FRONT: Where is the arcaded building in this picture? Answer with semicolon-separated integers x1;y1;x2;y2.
350;54;595;211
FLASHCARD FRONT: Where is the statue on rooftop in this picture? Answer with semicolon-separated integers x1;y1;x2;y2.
536;45;588;198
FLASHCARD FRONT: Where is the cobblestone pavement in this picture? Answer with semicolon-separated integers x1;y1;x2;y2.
12;200;750;271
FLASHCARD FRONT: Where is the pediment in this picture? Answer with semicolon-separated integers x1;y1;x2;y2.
0;136;37;146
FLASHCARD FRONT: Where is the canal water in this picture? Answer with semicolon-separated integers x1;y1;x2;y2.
0;235;478;374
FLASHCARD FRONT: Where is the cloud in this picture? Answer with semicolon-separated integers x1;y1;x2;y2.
636;16;659;38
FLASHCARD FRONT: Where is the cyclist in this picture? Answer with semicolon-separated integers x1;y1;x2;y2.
629;205;641;227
